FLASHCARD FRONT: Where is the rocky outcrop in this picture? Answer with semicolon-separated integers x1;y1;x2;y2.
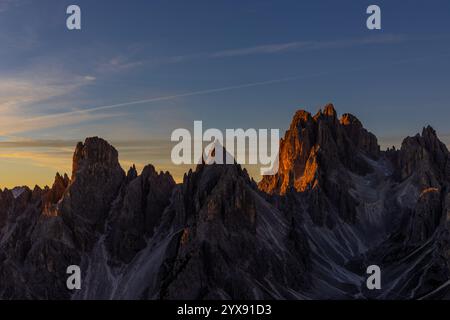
157;161;310;299
0;189;13;230
396;126;449;187
380;126;450;251
0;183;79;299
408;187;443;243
42;173;70;217
60;137;125;251
259;104;380;194
259;104;378;225
340;113;380;159
106;165;175;264
0;137;125;298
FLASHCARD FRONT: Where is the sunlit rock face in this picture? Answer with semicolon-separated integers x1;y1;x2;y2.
259;104;380;196
258;104;379;226
0;104;450;300
259;105;450;299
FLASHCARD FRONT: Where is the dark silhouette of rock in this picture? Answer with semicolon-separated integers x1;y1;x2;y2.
157;161;310;299
340;113;380;159
60;137;126;251
396;126;449;187
42;173;70;217
0;189;13;230
106;164;175;264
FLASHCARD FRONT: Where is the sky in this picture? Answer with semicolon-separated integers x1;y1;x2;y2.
1;0;450;188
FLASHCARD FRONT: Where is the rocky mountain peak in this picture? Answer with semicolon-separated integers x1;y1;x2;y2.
322;103;337;118
177;148;256;230
340;113;362;127
61;137;125;251
259;104;379;196
106;164;175;264
157;150;309;299
42;172;70;216
126;164;138;181
422;125;437;138
340;113;380;158
396;125;449;186
72;137;120;180
291;110;313;129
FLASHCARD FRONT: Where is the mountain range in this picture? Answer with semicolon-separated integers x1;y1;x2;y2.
0;103;449;299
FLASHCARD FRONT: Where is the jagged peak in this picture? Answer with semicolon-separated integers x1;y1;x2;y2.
422;125;437;138
126;164;138;180
340;113;362;128
74;136;118;156
291;109;313;127
260;104;381;195
201;141;236;165
290;105;341;131
386;145;397;152
141;164;158;176
311;104;338;123
402;125;445;150
397;124;449;184
54;172;70;184
323;103;337;117
41;171;70;216
185;142;252;190
72;136;121;180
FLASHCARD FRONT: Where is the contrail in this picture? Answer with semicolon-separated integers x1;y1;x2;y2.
23;72;328;123
22;52;450;123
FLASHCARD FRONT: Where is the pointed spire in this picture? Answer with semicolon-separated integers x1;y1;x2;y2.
422;125;437;138
323;103;337;118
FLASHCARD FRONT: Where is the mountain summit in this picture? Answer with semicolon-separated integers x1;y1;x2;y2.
260;104;380;195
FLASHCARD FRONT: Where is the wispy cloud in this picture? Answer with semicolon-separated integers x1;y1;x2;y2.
0;138;171;149
0;111;125;136
0;33;423;138
96;55;144;73
0;77;76;113
114;34;407;70
5;80;289;138
211;42;309;58
4;50;447;139
0;150;71;170
0;69;115;136
84;75;96;82
139;34;406;67
210;34;406;58
10;46;447;137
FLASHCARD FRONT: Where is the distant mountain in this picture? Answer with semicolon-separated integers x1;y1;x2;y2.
0;104;449;299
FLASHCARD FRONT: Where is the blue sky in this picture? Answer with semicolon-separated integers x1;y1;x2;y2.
1;0;450;187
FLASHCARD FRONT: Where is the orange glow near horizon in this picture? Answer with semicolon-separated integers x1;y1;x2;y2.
1;137;449;190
